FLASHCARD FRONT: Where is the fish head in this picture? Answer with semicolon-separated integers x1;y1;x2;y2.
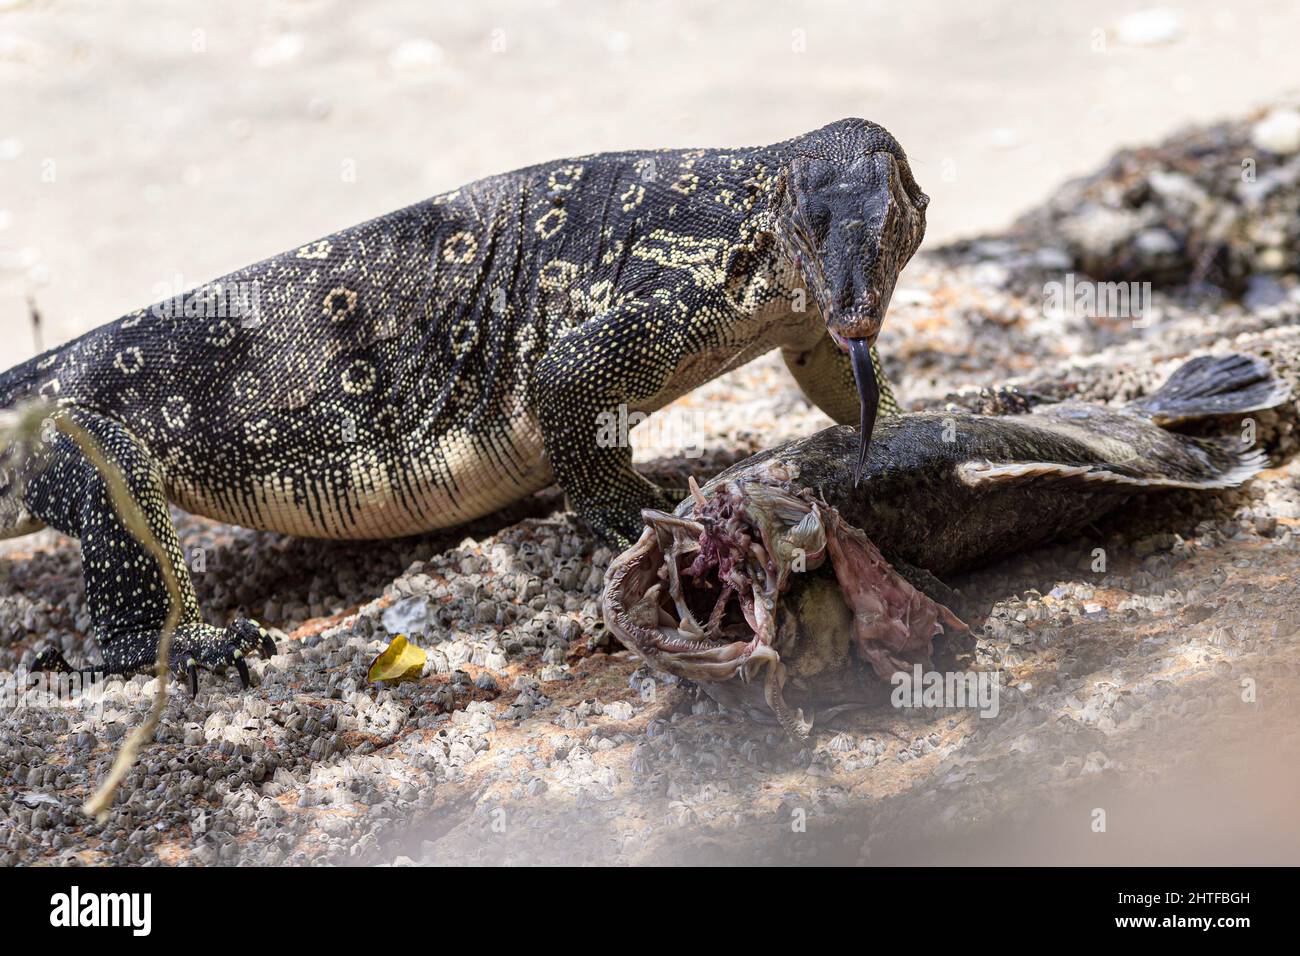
601;472;963;739
770;119;929;472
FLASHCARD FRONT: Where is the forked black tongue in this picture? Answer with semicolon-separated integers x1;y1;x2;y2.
847;337;879;486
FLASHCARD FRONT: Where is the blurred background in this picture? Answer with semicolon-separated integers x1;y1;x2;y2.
2;0;1300;369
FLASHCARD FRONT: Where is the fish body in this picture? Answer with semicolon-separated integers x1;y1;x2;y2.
603;354;1288;735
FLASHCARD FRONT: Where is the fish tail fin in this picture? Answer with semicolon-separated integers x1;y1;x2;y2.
1186;437;1271;489
1127;353;1290;425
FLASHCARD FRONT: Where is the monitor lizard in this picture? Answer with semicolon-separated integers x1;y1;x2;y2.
0;118;928;690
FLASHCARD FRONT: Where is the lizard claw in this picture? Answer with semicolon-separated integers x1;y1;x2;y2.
259;631;276;659
232;650;251;689
185;658;200;697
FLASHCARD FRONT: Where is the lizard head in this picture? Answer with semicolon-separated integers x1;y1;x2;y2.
770;118;929;478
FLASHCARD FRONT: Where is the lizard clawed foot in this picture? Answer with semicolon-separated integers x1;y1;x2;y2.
170;619;278;697
33;619;279;696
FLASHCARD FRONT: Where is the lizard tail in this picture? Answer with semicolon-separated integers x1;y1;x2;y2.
0;353;44;411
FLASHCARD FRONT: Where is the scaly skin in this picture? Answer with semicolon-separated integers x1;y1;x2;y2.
0;119;928;684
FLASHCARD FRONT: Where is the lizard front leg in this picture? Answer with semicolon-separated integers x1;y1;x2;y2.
529;297;695;547
782;332;900;425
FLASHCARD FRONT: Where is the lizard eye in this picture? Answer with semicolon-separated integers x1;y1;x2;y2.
805;202;832;241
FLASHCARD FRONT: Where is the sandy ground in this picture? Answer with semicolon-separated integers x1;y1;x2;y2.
3;0;1300;367
3;3;1300;866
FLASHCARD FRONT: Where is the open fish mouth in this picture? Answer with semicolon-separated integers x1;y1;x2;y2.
602;471;967;738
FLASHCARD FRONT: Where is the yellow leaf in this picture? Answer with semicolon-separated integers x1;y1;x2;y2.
367;634;426;684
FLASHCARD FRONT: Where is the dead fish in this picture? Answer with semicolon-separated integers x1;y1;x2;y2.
603;353;1289;737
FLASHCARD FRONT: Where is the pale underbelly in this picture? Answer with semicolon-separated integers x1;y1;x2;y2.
165;416;553;540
